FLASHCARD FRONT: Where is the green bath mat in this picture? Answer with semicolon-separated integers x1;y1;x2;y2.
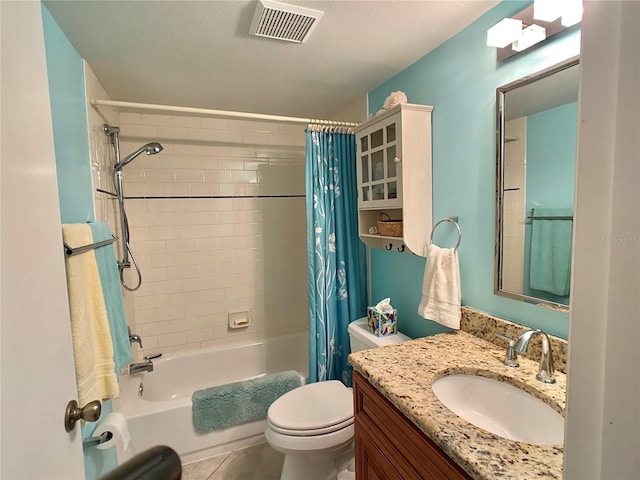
192;370;302;434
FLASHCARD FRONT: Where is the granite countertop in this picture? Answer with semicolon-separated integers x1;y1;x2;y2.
348;330;566;480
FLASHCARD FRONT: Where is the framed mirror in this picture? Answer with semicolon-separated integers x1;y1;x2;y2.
495;57;579;310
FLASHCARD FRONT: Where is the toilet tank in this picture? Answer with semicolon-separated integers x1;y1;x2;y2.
348;318;410;353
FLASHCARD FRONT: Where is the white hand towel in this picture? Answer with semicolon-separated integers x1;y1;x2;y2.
418;243;461;329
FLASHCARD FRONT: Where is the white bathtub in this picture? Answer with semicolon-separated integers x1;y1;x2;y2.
114;332;308;463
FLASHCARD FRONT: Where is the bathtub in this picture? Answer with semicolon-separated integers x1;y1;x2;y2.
114;332;308;463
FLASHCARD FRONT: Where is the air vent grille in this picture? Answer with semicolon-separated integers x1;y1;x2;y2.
250;0;324;44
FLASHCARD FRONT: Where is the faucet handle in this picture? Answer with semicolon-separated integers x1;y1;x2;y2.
495;333;519;368
129;331;143;348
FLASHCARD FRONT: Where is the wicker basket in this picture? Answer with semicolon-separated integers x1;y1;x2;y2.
377;212;403;237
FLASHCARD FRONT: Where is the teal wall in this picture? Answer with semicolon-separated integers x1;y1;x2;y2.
526;102;577;209
368;1;581;339
523;101;577;302
41;5;116;479
41;4;94;224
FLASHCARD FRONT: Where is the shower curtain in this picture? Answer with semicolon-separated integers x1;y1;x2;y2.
305;129;366;386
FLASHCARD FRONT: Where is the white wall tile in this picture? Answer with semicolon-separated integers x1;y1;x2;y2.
217;158;246;171
125;110;309;353
153;280;185;295
216;130;243;143
149;226;180;240
120;124;159;138
120;112;141;124
160;183;191;196
201;118;229;130
189;157;218;169
176;169;205;183
188;128;216;142
172;115;203;128
190;184;221;196
157;126;189;140
157;332;187;348
141;114;173;126
142;321;173;337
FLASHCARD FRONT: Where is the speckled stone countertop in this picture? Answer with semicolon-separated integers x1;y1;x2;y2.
348;331;566;480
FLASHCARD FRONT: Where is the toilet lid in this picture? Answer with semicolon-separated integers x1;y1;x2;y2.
268;380;354;434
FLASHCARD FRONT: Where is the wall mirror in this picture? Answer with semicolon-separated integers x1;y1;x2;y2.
495;57;579;310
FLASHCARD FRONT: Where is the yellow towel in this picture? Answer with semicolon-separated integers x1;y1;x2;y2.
62;224;119;404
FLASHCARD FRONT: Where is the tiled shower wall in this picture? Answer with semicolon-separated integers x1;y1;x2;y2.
96;109;309;356
502;117;527;294
84;62;122;267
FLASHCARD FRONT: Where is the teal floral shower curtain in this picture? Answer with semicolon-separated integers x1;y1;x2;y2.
306;129;366;386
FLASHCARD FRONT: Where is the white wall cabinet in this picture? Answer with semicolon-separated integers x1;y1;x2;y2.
355;103;433;256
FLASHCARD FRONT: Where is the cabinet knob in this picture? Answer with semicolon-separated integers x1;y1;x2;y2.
394;157;401;163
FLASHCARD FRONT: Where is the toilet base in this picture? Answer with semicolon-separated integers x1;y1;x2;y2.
279;442;353;480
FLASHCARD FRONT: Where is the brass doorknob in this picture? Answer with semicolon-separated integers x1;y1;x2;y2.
64;399;101;432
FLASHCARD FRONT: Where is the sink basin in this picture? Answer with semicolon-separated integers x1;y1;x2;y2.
432;374;564;445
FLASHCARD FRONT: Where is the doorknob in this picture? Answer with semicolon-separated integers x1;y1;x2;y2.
64;399;101;432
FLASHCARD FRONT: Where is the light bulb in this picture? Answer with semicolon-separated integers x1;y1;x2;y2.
487;18;523;48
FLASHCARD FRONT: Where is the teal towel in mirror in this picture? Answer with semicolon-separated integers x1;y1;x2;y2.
89;222;132;375
192;371;301;433
529;207;573;296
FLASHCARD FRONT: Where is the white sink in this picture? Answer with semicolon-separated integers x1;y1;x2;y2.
432;374;564;445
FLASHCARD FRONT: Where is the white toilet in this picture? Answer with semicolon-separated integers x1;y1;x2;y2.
265;318;410;480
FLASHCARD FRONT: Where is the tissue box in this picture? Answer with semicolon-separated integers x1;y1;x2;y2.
366;307;398;337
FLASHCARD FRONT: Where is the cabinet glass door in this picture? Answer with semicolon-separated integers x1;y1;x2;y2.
356;115;402;208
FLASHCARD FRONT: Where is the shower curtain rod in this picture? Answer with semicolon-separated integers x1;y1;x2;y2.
90;99;360;128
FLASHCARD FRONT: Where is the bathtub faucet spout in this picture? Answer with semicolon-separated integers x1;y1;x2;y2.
128;360;154;374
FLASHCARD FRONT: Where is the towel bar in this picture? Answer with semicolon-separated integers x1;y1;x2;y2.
64;235;117;257
527;208;573;220
430;217;462;252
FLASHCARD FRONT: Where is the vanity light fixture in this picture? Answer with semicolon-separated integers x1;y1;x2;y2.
512;24;546;52
488;2;582;61
487;18;523;48
560;0;583;27
533;0;564;22
534;0;583;27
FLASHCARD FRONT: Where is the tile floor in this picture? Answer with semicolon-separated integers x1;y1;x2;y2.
181;442;284;480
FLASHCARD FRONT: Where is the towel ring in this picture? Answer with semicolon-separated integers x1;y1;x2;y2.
430;217;462;252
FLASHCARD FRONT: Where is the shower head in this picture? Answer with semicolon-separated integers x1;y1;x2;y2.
115;142;163;170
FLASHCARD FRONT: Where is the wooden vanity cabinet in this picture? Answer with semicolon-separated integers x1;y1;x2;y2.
353;371;471;480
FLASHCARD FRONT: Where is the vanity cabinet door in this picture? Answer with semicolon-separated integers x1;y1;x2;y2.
353;371;471;480
355;425;403;480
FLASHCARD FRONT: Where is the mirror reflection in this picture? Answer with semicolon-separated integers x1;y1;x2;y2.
495;58;579;309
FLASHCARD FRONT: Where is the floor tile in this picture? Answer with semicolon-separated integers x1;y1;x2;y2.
182;452;229;480
209;443;284;480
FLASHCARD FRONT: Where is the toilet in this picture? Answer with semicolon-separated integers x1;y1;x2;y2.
265;318;410;480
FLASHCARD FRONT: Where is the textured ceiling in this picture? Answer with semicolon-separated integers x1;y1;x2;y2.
44;0;499;120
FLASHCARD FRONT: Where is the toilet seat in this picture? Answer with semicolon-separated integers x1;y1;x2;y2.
268;416;354;436
267;380;354;437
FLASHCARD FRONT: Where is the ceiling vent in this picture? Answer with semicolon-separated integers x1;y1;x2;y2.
250;0;324;44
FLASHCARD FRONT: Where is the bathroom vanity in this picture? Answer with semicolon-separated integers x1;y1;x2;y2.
353;370;470;479
348;309;567;480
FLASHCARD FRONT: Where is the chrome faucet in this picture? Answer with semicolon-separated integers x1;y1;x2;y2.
128;360;154;374
514;329;555;384
495;333;519;368
128;326;143;348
